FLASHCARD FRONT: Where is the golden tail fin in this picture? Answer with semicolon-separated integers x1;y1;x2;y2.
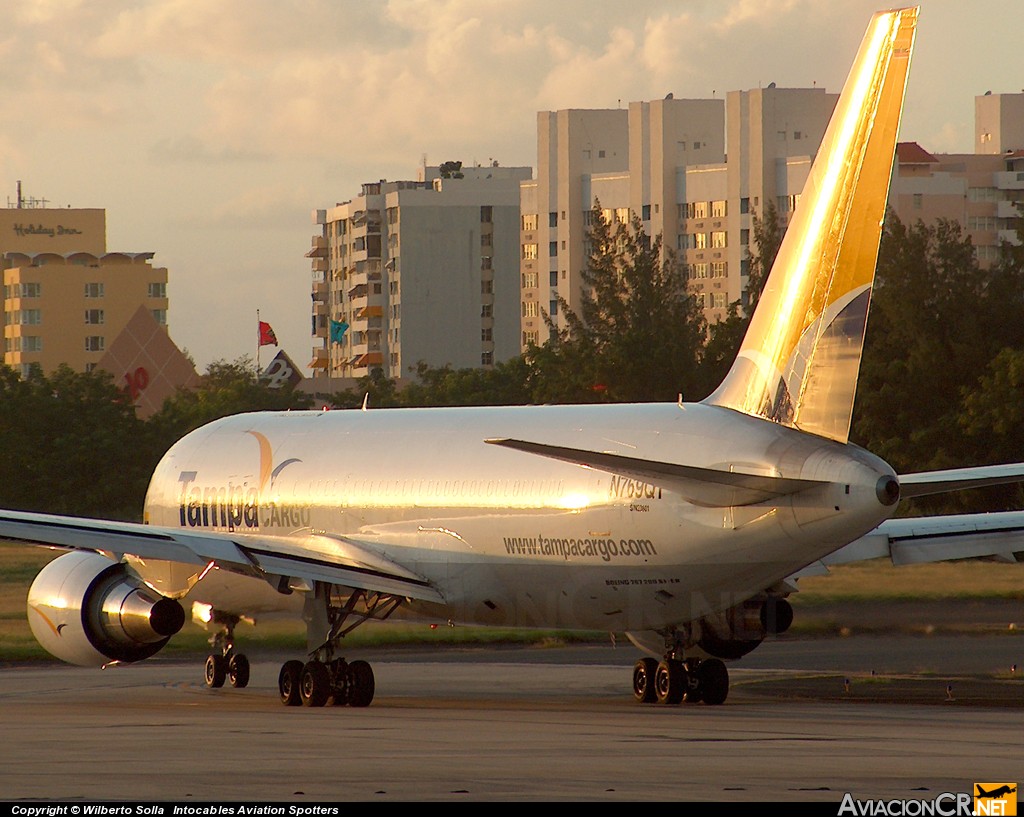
705;7;918;443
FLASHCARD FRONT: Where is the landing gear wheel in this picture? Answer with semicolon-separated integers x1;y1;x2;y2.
655;659;686;705
696;658;729;705
632;657;658;703
278;660;303;706
301;661;331;707
329;659;350;706
228;653;250;688
204;654;227;688
348;660;375;707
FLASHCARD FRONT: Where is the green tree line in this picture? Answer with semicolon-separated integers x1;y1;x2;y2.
2;203;1022;519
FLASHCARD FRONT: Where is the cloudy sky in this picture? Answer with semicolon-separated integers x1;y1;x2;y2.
2;0;1020;372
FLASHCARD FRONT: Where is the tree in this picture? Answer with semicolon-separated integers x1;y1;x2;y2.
849;214;1020;513
0;364;153;520
149;357;313;451
527;203;706;403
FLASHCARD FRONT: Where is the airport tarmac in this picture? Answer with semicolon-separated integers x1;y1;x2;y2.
2;635;1023;802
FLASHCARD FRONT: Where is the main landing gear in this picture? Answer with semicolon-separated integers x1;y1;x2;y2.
277;583;404;708
204;614;250;689
632;656;729;705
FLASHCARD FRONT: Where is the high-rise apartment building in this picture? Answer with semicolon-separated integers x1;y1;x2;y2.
309;163;531;380
890;93;1024;267
1;195;169;377
520;87;838;349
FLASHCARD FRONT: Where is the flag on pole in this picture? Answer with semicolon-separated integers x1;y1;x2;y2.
330;319;349;344
258;320;278;347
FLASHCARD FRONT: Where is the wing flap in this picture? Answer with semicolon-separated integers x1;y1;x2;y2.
485;437;830;507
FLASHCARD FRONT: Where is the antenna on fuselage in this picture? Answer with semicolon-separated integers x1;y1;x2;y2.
361;393;370;412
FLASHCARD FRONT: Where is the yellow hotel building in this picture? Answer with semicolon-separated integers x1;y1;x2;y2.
1;203;169;377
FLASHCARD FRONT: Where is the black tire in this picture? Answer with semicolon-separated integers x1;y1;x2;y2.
301;661;331;707
278;660;304;706
330;659;350;706
632;657;658;703
228;653;250;689
204;654;226;688
655;659;686;705
348;660;375;707
697;658;729;705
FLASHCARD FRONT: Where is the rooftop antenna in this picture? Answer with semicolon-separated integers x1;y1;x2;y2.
17;180;23;208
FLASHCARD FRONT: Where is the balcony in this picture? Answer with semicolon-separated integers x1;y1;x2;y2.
995;170;1024;191
996;200;1023;219
306;236;328;258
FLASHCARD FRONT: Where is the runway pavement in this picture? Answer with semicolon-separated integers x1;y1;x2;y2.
2;636;1023;802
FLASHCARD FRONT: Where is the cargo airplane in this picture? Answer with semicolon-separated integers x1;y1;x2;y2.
2;7;1023;708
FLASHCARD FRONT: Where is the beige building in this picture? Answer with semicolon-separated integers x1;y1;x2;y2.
309;163;531;380
1;199;169;377
520;86;838;349
890;93;1024;267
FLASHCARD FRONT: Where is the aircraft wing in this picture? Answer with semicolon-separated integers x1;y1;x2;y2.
799;511;1024;572
899;462;1024;498
0;509;444;603
485;438;830;507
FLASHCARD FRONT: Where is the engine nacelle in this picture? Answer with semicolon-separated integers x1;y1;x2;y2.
27;551;185;666
697;598;794;660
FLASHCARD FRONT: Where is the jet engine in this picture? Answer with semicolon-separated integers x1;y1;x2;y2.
27;550;185;666
696;597;794;660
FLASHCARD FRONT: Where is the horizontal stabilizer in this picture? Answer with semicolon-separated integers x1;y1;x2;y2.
899;462;1024;498
485;438;829;507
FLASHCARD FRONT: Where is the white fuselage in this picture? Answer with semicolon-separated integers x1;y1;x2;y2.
140;402;897;632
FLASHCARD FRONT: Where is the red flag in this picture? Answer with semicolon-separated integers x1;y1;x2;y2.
258;320;278;347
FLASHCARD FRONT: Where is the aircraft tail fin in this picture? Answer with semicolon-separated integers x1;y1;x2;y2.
705;7;918;443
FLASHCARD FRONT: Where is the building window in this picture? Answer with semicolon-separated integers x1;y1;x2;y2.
84;283;104;298
480;256;492;270
85;336;105;352
690;263;708;279
687;201;709;219
548;241;558;257
84;309;105;325
711;200;727;217
740;198;750;215
17;309;42;325
694;232;708;250
549;299;558;317
151;309;167;325
148;282;166;299
522;243;538;260
481;280;493;294
480;205;493;223
523;330;538;347
549;212;558;228
522;300;539;318
522;213;538;231
711;262;727;278
522;271;538;289
549;270;558;287
23;336;42;352
481;351;494;365
482;304;493;318
8;282;42;298
642;204;651;220
615;208;629;225
481;327;493;342
740;229;750;245
583;210;594;226
913;193;923;210
481;233;493;248
711;231;727;248
712;293;727;309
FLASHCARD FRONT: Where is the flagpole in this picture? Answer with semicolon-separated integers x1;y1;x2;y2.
256;308;261;372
